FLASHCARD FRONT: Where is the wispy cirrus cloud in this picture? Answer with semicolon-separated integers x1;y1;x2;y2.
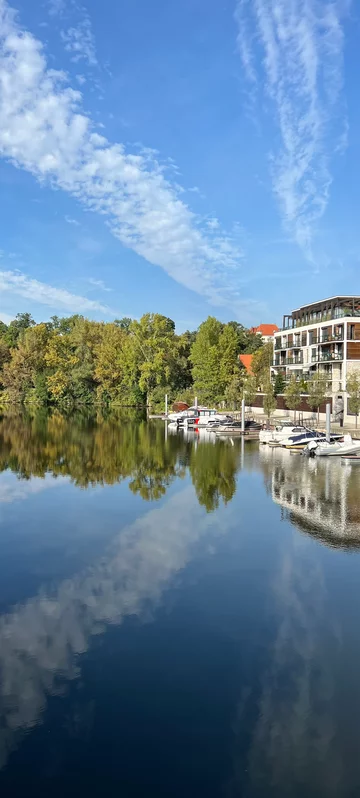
235;0;350;260
0;0;248;315
65;214;80;225
0;270;111;314
88;277;112;292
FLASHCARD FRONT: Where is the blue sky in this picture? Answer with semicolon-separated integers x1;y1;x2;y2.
0;0;358;331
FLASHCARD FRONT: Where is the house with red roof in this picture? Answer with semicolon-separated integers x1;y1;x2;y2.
250;323;279;343
239;354;254;374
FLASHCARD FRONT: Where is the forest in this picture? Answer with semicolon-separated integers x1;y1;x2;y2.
0;311;267;408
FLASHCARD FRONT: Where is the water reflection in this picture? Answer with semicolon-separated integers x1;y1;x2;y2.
259;446;360;549
0;486;226;770
0;412;241;512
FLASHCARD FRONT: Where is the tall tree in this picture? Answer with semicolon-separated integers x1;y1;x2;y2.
190;316;224;405
307;374;328;422
218;324;240;396
251;342;274;390
347;373;360;428
284;376;302;422
263;379;277;420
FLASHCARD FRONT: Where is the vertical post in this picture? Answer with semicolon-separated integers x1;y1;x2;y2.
241;398;245;434
195;396;198;410
165;393;168;417
326;403;331;443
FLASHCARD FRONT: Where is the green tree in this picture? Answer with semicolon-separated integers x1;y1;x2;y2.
130;314;178;403
218;324;240;397
227;322;263;354
190;316;224;405
347;373;360;428
307;374;328;422
284;376;302;422
5;312;35;347
263;379;277;420
225;365;246;409
273;372;285;396
242;373;257;407
251;342;274;390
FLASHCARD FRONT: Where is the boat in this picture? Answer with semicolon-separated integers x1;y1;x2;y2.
168;406;225;426
281;430;342;450
259;423;308;444
305;434;360;457
215;420;261;435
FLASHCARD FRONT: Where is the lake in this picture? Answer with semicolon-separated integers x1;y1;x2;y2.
1;413;360;797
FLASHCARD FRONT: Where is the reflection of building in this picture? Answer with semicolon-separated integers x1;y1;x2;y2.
273;296;360;423
262;447;360;548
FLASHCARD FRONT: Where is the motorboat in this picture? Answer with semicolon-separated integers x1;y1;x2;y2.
305;434;360;457
281;430;343;449
215;419;261;435
259;423;308;444
168;406;225;426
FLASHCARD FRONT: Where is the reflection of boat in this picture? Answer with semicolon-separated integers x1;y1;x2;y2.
342;456;360;464
305;434;360;457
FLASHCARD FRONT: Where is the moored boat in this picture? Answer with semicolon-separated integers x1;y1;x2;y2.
306;435;360;457
281;430;342;450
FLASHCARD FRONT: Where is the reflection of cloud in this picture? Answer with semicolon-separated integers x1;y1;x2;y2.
0;486;222;769
0;473;68;505
228;536;342;797
250;541;341;795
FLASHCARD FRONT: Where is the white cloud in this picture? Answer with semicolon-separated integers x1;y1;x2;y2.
75;73;86;85
88;277;112;292
61;14;97;67
0;270;110;314
0;310;13;324
235;0;350;260
65;214;80;225
0;0;247;315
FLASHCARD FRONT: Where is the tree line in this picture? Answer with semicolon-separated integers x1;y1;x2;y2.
2;311;358;420
0;312;263;408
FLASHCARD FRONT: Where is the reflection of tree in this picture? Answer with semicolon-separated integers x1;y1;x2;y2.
189;440;240;512
0;412;187;499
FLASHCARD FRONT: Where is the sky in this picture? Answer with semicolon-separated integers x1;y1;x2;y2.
0;0;358;331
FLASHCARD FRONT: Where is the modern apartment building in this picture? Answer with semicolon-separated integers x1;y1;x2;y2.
273;296;360;418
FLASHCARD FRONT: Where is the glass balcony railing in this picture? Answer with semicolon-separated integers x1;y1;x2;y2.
311;353;343;362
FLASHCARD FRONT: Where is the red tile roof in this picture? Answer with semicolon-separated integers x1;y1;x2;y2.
239;354;254;373
251;324;279;336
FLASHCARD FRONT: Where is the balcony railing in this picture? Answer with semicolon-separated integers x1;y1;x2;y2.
311;353;343;362
274;356;304;366
280;309;360;331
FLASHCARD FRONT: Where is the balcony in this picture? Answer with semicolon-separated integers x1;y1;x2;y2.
320;333;343;343
311;353;343;363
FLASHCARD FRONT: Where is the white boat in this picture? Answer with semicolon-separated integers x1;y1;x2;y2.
282;430;342;449
305;434;360;457
259;424;308;444
168;406;225;426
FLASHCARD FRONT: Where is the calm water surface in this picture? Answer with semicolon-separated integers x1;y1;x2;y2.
1;413;360;797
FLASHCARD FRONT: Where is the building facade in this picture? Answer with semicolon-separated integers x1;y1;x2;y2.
273;296;360;423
